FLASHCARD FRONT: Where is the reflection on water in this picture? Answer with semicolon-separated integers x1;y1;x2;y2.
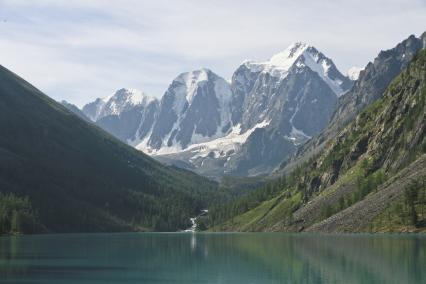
0;233;425;283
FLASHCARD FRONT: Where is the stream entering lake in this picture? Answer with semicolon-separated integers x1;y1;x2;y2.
184;209;208;232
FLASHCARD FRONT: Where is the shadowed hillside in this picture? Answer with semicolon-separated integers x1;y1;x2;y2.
0;65;219;234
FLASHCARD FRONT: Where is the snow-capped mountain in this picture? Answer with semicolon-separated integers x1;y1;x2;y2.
82;88;159;143
155;43;353;176
80;43;353;177
232;43;352;134
83;88;156;122
99;88;155;119
136;68;234;154
240;43;352;98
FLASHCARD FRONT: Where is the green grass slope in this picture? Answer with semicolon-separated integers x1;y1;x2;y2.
0;65;218;234
210;49;426;233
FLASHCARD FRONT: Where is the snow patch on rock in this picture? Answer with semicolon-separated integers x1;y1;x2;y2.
87;88;157;121
241;42;349;96
347;66;363;80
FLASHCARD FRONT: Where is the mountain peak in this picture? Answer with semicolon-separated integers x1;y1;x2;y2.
242;42;314;72
99;88;156;117
169;68;227;106
240;42;351;96
82;88;157;121
269;42;313;65
241;42;328;76
175;68;216;85
109;88;155;106
289;41;310;49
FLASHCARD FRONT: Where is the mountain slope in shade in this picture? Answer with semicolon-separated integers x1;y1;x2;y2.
0;64;218;233
210;48;426;233
280;32;426;175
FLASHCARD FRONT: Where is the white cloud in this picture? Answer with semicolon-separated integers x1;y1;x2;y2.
0;0;425;107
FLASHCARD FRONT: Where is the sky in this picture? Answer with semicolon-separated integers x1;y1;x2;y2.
0;0;425;107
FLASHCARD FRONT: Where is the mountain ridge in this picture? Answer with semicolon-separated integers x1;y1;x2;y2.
278;32;426;175
81;42;352;177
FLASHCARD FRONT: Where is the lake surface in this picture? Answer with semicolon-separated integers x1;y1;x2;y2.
0;233;425;284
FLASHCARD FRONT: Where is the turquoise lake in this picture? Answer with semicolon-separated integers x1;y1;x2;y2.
0;233;425;283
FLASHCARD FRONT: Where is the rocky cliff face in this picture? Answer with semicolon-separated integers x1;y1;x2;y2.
81;97;105;121
138;69;233;153
329;33;426;132
311;48;426;189
280;33;426;174
97;101;159;144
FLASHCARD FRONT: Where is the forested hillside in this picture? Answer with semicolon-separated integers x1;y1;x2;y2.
0;65;219;234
